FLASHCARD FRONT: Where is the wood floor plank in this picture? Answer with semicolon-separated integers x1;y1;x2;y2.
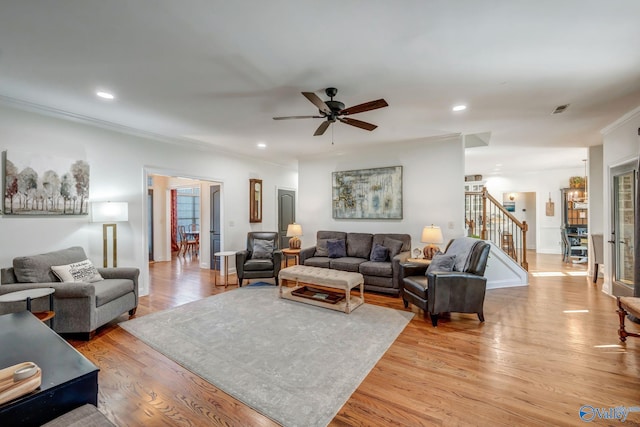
66;252;640;426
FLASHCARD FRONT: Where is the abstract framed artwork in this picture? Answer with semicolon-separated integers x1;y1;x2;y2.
332;166;402;219
3;150;90;215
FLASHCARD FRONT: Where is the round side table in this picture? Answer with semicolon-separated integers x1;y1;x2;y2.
214;251;237;287
281;248;301;267
0;288;55;327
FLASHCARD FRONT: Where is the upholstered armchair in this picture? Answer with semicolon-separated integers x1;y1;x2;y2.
235;232;283;286
400;238;491;326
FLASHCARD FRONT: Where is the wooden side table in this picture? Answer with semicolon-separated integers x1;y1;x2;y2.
0;288;55;327
406;258;432;265
281;248;301;267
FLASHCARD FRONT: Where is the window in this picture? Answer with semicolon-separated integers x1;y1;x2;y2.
176;187;200;241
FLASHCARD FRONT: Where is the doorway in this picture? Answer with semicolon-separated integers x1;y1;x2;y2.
148;189;154;261
611;161;636;296
210;185;221;268
277;189;296;249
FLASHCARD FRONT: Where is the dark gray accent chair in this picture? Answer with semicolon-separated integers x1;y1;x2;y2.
235;232;283;286
400;239;491;326
0;246;139;339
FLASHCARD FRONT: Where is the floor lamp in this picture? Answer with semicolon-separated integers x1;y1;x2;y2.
91;201;129;267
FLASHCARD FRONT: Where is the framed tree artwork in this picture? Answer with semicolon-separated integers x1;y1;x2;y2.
3;150;90;216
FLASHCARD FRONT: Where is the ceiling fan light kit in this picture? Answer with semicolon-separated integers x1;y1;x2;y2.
273;87;388;136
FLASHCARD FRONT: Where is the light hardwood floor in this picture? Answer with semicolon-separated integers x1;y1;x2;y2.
69;253;640;426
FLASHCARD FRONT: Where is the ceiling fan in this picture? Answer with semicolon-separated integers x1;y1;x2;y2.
273;87;388;136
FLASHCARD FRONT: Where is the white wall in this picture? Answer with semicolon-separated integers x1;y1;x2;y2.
483;167;586;254
0;104;298;295
298;135;465;251
601;106;640;295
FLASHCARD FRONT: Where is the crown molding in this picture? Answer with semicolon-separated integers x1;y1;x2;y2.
600;104;640;135
0;94;296;169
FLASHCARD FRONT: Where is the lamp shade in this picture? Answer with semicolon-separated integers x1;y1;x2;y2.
421;225;444;244
286;223;303;237
91;202;129;223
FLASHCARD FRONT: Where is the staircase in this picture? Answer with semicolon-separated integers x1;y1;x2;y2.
465;188;529;271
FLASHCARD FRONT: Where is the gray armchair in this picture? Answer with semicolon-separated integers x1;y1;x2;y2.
400;238;491;326
235;232;283;286
0;246;139;339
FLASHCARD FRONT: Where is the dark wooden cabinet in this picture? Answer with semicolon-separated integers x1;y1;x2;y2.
561;187;587;230
0;312;98;426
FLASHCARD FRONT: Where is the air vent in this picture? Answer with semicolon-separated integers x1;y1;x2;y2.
552;104;570;114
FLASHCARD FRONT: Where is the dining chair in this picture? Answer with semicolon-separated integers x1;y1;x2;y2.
178;225;197;256
561;229;587;263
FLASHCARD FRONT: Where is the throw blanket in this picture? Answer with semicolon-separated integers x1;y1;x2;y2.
446;237;481;272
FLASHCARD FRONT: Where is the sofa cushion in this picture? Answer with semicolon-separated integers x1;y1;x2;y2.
327;239;347;258
95;278;134;307
383;237;404;259
330;257;366;272
369;243;389;262
359;260;393;277
51;259;104;283
304;257;331;268
426;253;456;273
13;247;88;283
251;239;274;260
315;239;330;257
315;231;347;257
244;259;274;271
346;233;373;259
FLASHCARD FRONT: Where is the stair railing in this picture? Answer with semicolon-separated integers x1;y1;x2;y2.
465;188;528;271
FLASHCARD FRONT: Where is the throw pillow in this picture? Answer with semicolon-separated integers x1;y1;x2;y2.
252;238;274;259
383;237;404;259
51;259;104;283
369;243;389;262
315;239;330;257
327;239;347;258
426;253;456;274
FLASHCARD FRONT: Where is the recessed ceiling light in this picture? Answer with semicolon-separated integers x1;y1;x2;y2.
257;142;267;149
452;105;467;112
96;91;115;100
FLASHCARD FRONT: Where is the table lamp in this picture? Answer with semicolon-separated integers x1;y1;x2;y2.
421;225;444;260
91;201;129;267
286;223;303;249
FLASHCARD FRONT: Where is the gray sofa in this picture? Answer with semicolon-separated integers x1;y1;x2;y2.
299;231;411;296
0;246;139;339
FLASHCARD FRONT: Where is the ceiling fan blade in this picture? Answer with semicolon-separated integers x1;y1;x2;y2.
302;92;332;115
338;117;378;131
314;120;331;136
273;115;323;120
340;99;388;115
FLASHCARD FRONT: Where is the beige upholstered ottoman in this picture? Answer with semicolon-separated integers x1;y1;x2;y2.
278;265;364;313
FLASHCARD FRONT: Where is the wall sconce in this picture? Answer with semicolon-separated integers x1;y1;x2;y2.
286;223;303;249
421;225;444;260
509;193;516;201
91;201;129;267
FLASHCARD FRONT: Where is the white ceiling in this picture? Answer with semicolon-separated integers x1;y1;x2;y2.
1;1;639;176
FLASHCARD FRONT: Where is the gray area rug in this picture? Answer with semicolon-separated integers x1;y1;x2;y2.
120;287;414;427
